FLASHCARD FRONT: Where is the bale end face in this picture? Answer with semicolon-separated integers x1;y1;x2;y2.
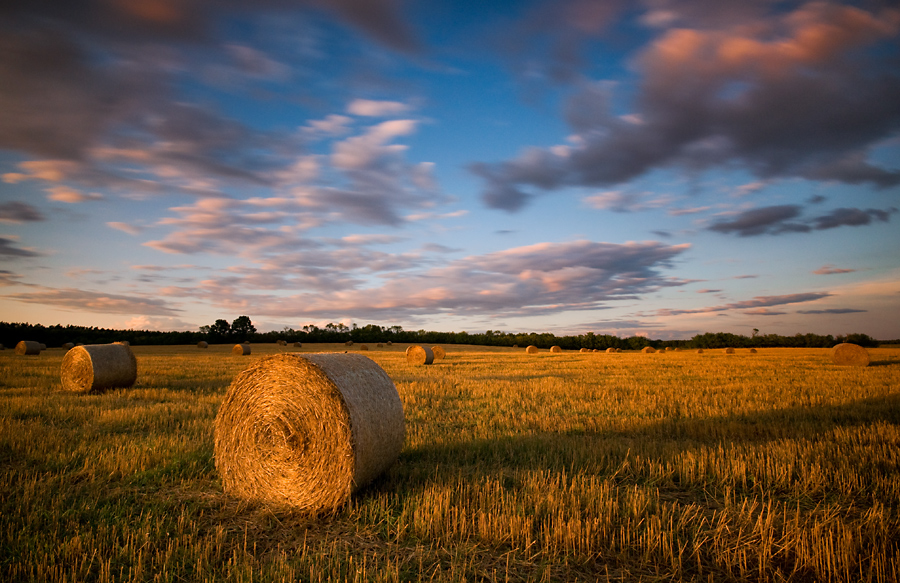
831;343;869;367
431;346;446;361
550;346;562;353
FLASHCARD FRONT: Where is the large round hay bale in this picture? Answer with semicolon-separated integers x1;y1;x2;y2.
831;343;869;367
62;342;75;350
15;341;42;355
406;345;434;365
550;346;562;353
431;346;446;361
198;341;209;348
606;347;616;353
60;343;137;393
665;347;673;352
724;347;735;354
386;341;392;346
642;346;655;353
233;344;251;356
214;353;404;512
39;343;47;350
526;345;538;354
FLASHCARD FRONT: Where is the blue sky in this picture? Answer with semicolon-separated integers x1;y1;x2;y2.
1;0;899;339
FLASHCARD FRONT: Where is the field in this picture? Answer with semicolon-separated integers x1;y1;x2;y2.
1;343;899;582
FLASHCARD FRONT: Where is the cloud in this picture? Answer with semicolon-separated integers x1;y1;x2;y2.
797;308;867;314
3;287;181;316
653;292;831;316
814;265;856;275
0;237;42;258
707;205;808;236
476;2;900;210
46;186;103;203
0;202;45;223
107;222;145;236
0;270;26;286
811;207;896;230
347;99;411;116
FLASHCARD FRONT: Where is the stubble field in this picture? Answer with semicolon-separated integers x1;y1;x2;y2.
1;343;899;582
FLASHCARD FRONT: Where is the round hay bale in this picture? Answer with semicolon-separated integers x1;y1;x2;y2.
696;349;704;354
277;340;287;346
15;341;42;355
641;346;655;353
550;346;562;353
214;353;404;512
345;341;354;346
116;341;129;346
233;344;251;356
386;341;392;346
293;342;302;348
60;343;137;393
406;345;434;365
526;345;538;354
749;348;757;353
63;342;75;350
831;343;870;367
198;341;209;349
665;347;673;352
376;343;383;348
606;347;616;353
359;344;369;351
580;348;589;353
39;343;47;350
431;346;446;361
724;347;735;354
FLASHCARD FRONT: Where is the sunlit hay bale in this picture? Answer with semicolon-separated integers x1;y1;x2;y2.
725;347;735;354
674;347;681;352
550;346;562;353
198;341;209;349
214;353;405;512
63;342;75;350
60;343;137;393
15;341;42;355
345;341;354;347
831;343;870;367
696;349;704;354
580;348;589;353
359;344;369;351
606;347;616;353
431;346;446;361
526;345;539;354
641;346;655;353
116;341;129;346
665;347;673;352
616;348;622;353
406;345;434;365
293;342;302;348
233;344;251;356
749;348;757;353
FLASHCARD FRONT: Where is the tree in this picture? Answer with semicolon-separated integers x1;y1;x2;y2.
231;316;256;341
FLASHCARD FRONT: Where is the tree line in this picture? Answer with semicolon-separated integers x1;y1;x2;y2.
0;319;885;350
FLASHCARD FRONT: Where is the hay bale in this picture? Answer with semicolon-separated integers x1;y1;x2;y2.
376;343;383;348
214;353;404;512
406;345;434;365
550;346;562;353
696;349;704;354
277;340;287;346
116;341;129;346
39;343;47;350
233;344;251;356
15;341;42;355
431;346;445;361
831;343;870;367
345;341;354;346
749;348;757;353
580;348;589;353
386;341;392;346
642;346;655;353
293;342;302;348
606;347;616;353
724;347;735;354
665;347;673;352
198;341;209;349
60;343;137;393
63;342;75;350
359;344;369;351
525;345;538;354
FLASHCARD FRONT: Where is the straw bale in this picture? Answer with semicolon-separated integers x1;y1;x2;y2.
606;347;616;353
665;347;673;352
431;346;445;361
40;343;47;350
406;345;434;365
63;342;75;350
386;341;392;346
233;344;251;356
642;346;655;353
359;344;369;351
293;342;302;348
15;341;42;355
116;341;129;346
831;343;869;367
345;341;354;346
377;343;383;348
198;341;209;348
580;348;589;353
277;340;287;346
214;353;404;512
526;345;539;354
696;349;704;354
724;347;735;354
749;348;757;353
60;343;137;393
550;346;562;353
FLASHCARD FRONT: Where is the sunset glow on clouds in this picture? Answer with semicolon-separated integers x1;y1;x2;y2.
1;0;898;339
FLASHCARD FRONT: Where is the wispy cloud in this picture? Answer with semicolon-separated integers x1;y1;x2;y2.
0;236;42;258
652;292;831;317
0;202;45;223
4;287;181;316
814;265;856;275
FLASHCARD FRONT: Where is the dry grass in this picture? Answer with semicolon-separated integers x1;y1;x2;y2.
1;344;899;582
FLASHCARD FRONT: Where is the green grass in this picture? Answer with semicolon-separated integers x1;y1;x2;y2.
1;343;899;581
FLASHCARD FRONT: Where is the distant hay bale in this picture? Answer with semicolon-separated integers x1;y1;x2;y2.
376;343;383;348
665;347;673;352
15;341;42;355
580;348;589;353
749;348;757;353
406;345;434;365
198;341;209;348
697;349;704;354
345;341;354;346
60;343;137;393
606;347;616;353
642;346;655;353
550;346;562;353
431;346;446;361
725;347;735;354
526;345;539;354
293;342;302;348
63;342;75;350
386;341;392;346
233;344;251;356
359;344;368;351
277;340;287;346
512;344;518;349
39;343;47;350
831;343;870;367
214;353;405;512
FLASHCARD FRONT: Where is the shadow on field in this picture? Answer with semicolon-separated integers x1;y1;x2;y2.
379;392;900;490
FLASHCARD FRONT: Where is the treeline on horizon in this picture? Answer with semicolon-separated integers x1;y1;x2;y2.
0;320;886;350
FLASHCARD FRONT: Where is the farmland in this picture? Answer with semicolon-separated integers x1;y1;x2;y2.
1;343;899;582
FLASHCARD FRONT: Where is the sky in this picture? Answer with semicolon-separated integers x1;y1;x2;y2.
1;0;899;340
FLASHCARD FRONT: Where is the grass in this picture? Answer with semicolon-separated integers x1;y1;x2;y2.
1;343;899;582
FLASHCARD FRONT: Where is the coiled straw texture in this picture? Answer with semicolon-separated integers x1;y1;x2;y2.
60;343;137;393
214;353;405;512
831;343;869;367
